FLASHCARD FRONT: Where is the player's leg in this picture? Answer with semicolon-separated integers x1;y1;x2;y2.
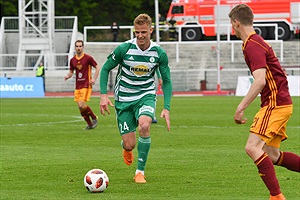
74;89;93;129
77;100;93;129
77;88;98;129
115;101;137;166
121;132;136;166
134;115;151;183
264;145;300;172
245;133;283;198
85;88;98;128
152;117;157;123
134;95;155;183
247;106;294;199
275;151;300;172
264;105;300;172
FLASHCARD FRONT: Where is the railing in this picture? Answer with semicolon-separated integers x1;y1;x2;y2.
83;24;283;63
0;53;69;71
2;68;297;92
1;16;77;32
0;16;77;71
0;22;292;71
83;23;280;42
160;40;283;63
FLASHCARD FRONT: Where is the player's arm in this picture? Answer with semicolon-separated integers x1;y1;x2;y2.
155;68;163;85
159;53;172;111
99;47;123;115
100;47;123;94
64;69;74;81
99;60;116;116
234;68;266;124
158;52;172;131
90;64;100;85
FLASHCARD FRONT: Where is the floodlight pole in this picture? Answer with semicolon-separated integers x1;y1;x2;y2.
216;0;221;92
155;0;160;43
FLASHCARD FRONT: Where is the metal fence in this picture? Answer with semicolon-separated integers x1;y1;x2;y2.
0;16;77;71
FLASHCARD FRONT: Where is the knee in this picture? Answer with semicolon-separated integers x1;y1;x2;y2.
138;121;151;136
122;140;135;151
77;101;86;110
245;143;256;157
266;150;281;164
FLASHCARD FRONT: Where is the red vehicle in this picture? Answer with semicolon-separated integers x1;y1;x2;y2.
166;0;300;41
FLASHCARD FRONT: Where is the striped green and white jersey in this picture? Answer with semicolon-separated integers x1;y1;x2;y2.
100;38;172;110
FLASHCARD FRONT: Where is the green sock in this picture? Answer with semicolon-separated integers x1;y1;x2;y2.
137;136;151;171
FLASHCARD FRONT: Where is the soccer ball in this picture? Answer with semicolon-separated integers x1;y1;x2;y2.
84;169;109;193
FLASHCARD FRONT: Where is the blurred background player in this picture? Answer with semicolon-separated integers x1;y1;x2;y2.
229;4;300;200
36;62;45;91
111;21;119;42
65;39;100;130
99;13;172;183
168;16;177;41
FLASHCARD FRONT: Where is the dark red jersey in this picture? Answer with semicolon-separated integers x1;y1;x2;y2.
70;53;98;89
242;33;292;107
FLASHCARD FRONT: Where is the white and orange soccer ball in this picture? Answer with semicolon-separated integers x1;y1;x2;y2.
84;169;109;193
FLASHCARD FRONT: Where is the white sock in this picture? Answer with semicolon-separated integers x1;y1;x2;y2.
135;169;144;175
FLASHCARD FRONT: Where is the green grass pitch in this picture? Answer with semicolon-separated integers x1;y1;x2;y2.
0;96;299;200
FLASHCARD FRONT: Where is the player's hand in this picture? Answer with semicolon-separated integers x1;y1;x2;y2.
64;72;72;81
158;78;163;85
100;94;114;116
234;109;247;124
160;109;170;131
89;78;95;85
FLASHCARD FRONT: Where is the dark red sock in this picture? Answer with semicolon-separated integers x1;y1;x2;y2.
86;106;96;119
276;151;300;172
255;153;281;196
81;107;92;126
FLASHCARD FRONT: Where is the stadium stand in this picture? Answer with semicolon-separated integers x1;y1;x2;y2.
0;0;299;93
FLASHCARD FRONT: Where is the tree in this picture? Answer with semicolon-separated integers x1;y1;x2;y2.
1;0;173;32
0;0;18;19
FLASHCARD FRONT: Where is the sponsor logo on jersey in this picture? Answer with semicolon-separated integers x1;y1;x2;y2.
149;57;155;63
76;61;82;70
139;105;154;114
131;65;150;76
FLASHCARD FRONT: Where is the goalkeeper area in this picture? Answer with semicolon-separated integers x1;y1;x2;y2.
0;96;299;199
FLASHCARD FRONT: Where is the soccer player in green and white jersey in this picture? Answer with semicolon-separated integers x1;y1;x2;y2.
99;13;172;183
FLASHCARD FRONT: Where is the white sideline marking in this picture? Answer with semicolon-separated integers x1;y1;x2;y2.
0;113;83;127
1;113;299;129
0;120;83;127
153;124;300;129
1;113;82;118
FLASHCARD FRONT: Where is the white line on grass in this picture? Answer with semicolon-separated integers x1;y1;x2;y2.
1;113;299;129
0;113;83;127
0;120;84;127
1;113;82;118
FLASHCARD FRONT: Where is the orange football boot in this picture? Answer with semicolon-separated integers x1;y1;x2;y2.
134;172;146;183
122;149;134;166
270;193;286;200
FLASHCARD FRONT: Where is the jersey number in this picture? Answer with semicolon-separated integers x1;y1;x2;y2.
119;122;129;133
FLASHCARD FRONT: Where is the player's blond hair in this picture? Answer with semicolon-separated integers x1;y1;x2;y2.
134;13;152;27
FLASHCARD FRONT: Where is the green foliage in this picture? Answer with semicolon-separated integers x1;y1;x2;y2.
1;0;173;32
0;0;18;16
0;96;299;199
